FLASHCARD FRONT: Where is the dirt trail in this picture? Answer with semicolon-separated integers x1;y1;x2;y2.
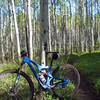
77;76;100;100
69;57;100;100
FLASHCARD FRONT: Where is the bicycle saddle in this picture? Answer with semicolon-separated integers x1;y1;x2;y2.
21;50;27;57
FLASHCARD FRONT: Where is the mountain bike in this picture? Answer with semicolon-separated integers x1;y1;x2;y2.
0;51;80;100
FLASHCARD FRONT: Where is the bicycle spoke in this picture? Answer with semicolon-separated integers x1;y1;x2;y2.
52;64;80;99
0;69;34;100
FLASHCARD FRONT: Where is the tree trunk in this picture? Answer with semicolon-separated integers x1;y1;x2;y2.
91;0;94;51
33;9;36;57
78;0;83;52
27;0;33;59
69;0;73;54
53;0;58;51
49;5;52;51
0;9;4;62
24;0;30;57
86;0;91;53
8;0;14;61
11;0;21;61
97;0;100;48
64;0;68;54
40;0;48;66
5;14;9;62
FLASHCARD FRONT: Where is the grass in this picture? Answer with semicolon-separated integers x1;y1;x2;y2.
0;56;78;100
0;69;31;100
73;52;100;95
52;51;100;95
1;51;100;99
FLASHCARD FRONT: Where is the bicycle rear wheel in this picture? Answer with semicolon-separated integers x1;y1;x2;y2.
52;64;80;99
0;69;34;100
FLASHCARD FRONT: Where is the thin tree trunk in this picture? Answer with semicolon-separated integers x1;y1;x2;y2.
91;0;94;51
69;0;73;54
0;9;4;62
75;0;78;52
53;0;57;51
49;5;52;51
27;0;33;59
11;0;21;61
78;0;83;52
33;2;36;57
63;0;68;54
5;14;9;61
86;0;91;53
97;0;100;48
24;0;30;57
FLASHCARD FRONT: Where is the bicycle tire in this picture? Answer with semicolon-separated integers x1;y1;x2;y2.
0;69;34;100
52;64;80;99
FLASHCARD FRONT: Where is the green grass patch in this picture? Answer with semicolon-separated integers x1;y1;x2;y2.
0;54;78;100
73;52;100;95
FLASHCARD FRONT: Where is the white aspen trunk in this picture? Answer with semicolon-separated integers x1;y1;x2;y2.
24;0;30;57
40;0;48;66
5;14;8;60
6;22;9;59
10;15;14;60
2;12;5;62
48;5;52;51
59;5;63;52
55;40;57;52
75;0;78;52
97;0;100;49
82;0;86;52
69;0;73;54
64;33;66;53
0;9;4;62
11;0;21;60
81;0;84;52
27;0;33;59
33;7;36;57
86;0;91;53
78;0;83;52
91;0;94;51
53;0;57;51
64;0;68;54
94;1;97;50
8;0;14;60
1;30;4;62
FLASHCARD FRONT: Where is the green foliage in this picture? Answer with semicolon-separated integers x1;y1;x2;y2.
0;64;17;72
1;51;100;99
74;52;100;94
57;15;61;28
0;54;78;100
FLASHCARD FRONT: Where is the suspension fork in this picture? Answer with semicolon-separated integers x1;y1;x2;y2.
13;66;22;92
14;74;20;88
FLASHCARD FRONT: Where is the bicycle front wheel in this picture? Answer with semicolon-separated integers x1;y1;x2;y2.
52;64;80;99
0;69;34;100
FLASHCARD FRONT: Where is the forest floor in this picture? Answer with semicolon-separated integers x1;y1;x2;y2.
0;52;100;100
77;75;100;100
69;56;100;100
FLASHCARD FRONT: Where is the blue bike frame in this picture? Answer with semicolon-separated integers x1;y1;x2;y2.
20;56;69;89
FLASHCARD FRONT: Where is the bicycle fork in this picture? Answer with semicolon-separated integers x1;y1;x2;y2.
14;74;20;88
10;74;20;94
